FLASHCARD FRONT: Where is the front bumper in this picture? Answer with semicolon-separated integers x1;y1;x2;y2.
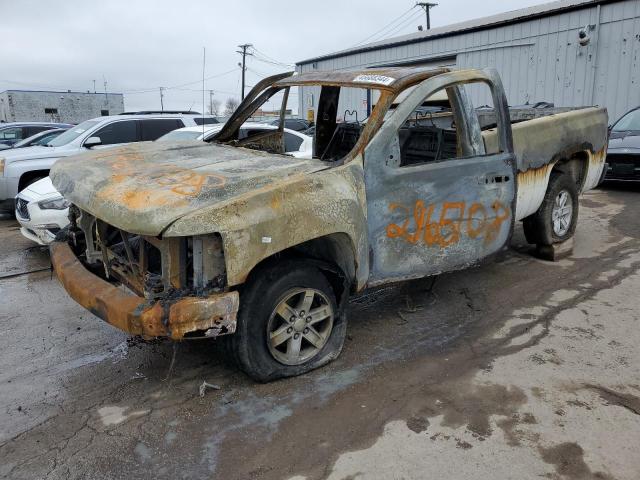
604;153;640;181
15;198;69;245
50;241;239;339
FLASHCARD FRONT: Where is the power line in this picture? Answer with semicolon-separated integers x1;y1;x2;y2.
246;66;271;78
252;47;292;64
251;55;292;68
251;46;295;67
377;9;424;40
166;67;239;90
350;6;416;48
168;86;239;96
121;67;239;94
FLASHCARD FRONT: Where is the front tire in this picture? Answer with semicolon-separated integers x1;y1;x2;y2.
523;172;579;245
228;260;347;382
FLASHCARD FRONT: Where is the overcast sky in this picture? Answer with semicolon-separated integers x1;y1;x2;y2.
1;0;546;112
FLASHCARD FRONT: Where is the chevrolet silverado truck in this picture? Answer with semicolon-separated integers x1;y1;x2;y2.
49;67;607;381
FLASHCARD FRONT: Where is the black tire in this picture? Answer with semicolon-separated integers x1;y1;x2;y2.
523;173;579;246
227;259;347;382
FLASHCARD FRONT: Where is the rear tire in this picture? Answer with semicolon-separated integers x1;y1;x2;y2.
227;259;347;382
523;173;579;246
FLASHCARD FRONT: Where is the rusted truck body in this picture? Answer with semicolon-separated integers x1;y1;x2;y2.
50;67;607;381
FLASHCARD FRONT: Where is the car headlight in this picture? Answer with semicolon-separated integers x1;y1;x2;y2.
38;197;70;210
0;158;5;176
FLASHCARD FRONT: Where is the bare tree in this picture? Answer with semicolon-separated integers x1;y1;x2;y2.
224;97;240;115
209;98;221;116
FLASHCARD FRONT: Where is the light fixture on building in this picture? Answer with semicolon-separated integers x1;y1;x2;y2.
578;24;596;46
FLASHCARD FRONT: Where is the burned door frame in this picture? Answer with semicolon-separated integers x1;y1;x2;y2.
363;69;517;286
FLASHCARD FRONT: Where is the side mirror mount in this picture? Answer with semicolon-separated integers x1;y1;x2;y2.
84;136;102;148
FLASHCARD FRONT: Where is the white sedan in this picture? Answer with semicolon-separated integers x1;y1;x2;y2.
15;177;69;245
16;122;314;245
157;122;313;158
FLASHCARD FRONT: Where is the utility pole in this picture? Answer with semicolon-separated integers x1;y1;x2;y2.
209;90;214;115
237;43;253;101
103;76;108;106
416;2;438;30
159;87;165;111
93;79;96;93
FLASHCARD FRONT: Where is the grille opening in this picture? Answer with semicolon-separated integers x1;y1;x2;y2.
16;198;30;220
110;235;141;261
81;215;223;299
146;242;162;275
142;241;164;299
606;154;640;180
186;237;194;288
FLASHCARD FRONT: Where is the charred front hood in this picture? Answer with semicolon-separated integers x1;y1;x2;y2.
50;141;329;235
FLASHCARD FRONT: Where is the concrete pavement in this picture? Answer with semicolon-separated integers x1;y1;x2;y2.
1;183;639;480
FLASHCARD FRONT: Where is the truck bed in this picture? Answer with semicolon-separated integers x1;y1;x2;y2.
482;106;608;220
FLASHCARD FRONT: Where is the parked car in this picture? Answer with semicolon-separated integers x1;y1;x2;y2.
158;122;313;158
15;177;68;245
0;113;204;213
0;128;68;151
49;67;607;381
604;106;640;181
268;117;313;132
0;122;73;148
156;124;221;141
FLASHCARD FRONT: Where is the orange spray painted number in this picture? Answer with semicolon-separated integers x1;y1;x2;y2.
386;200;510;247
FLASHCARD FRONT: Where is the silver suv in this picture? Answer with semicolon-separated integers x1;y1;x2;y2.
0;112;204;212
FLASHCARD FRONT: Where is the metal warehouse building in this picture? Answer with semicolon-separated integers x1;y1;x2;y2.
0;90;124;124
296;0;640;123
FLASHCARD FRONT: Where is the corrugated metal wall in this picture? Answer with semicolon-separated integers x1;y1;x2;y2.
298;0;640;122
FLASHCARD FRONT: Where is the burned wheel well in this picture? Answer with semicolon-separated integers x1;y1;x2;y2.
19;169;49;191
550;150;589;191
242;233;357;304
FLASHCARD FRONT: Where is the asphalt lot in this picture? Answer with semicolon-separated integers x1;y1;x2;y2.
1;182;640;480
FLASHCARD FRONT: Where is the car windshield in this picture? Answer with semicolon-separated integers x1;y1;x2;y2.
214;83;381;162
35;131;64;145
157;130;204;141
48;120;100;147
13;130;64;148
613;109;640;132
12;131;50;148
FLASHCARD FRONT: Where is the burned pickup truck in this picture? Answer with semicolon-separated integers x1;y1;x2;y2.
50;67;607;381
